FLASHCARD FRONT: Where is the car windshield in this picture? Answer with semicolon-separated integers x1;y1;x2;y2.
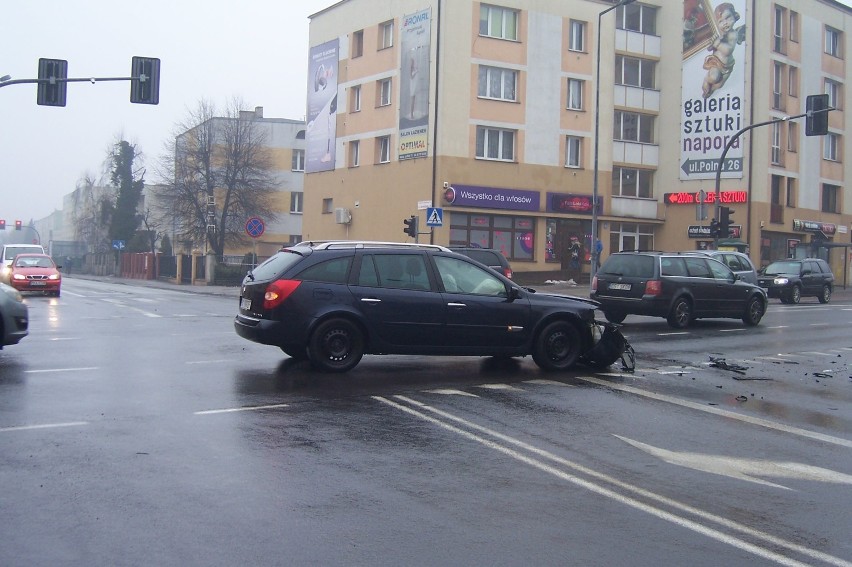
15;256;54;268
763;261;801;275
5;247;42;261
598;255;655;278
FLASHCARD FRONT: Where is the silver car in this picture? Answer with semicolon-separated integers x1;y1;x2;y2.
681;250;758;284
0;282;28;348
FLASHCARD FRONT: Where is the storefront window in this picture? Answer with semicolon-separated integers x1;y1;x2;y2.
449;212;534;261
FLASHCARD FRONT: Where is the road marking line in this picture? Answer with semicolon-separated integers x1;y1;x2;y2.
658;332;689;336
185;359;231;365
523;379;577;386
577;376;852;449
421;389;479;397
194;403;290;415
476;384;525;391
376;395;846;567
800;351;835;356
24;367;99;374
1;421;88;433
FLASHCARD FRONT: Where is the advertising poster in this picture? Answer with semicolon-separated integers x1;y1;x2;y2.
306;39;339;173
680;0;747;180
398;8;431;160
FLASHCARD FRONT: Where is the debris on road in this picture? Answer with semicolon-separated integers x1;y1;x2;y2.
708;356;748;375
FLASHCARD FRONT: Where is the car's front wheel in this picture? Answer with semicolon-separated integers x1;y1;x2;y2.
532;320;583;371
742;296;765;326
308;318;364;373
788;285;801;304
667;297;692;329
818;284;831;304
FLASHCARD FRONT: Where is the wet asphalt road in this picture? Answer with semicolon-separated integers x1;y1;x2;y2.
1;277;851;566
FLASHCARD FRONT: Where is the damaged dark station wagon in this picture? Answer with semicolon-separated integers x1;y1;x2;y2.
235;241;633;373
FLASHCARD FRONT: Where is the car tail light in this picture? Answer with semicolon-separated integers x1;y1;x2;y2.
504;268;513;279
645;279;662;296
591;276;597;291
263;279;301;310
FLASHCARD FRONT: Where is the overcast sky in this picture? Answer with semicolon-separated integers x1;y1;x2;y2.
3;0;851;226
1;0;333;225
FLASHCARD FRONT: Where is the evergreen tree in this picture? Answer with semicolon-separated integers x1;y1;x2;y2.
109;141;145;244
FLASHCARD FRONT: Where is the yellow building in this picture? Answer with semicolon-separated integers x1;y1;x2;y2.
303;0;852;283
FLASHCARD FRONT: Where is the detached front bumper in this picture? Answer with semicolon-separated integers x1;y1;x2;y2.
582;321;635;372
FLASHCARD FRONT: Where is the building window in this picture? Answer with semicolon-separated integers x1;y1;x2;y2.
788;66;798;98
609;223;654;255
772;62;784;110
565;136;582;168
616;3;657;35
377;136;391;164
291;149;305;172
786;178;796;207
615;55;656;89
773;6;786;54
476;126;515;161
290;192;303;214
566;79;584;110
377;78;392;107
787;121;798;153
322;198;333;214
449;212;534;261
350;85;361;112
771;123;782;165
479;4;518;41
825;79;841;110
379;20;394;50
825;26;841;58
613;111;655;143
822;184;840;213
823;133;839;161
569;20;586;52
349;140;360;167
477;65;518;101
352;30;364;58
612;167;653;198
790;11;799;43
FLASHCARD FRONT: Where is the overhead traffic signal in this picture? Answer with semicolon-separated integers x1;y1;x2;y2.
719;207;734;238
15;220;23;231
130;56;161;105
403;215;418;238
0;219;5;230
709;219;720;238
37;58;68;107
805;94;830;136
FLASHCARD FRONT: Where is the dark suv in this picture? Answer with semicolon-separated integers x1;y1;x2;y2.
449;246;513;279
757;258;834;304
591;251;767;328
235;241;632;372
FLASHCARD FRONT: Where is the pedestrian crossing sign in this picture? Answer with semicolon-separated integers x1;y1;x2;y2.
426;207;443;227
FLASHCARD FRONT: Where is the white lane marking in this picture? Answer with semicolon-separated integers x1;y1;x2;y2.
48;337;82;341
1;421;88;433
476;383;524;391
616;436;852;490
185;359;231;365
800;351;835;356
24;367;99;374
577;376;852;448
719;328;747;333
194;403;290;415
421;389;479;397
658;332;689;336
766;325;789;329
523;379;576;386
658;370;692;375
100;297;162;318
809;323;832;327
376;395;845;567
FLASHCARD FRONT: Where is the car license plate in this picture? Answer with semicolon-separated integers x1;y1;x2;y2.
609;283;631;290
30;281;46;287
240;297;252;310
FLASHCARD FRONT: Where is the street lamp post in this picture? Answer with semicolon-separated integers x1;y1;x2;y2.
591;0;636;292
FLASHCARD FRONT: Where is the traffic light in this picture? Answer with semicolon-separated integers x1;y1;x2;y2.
806;94;830;136
709;219;720;238
403;215;418;238
130;56;161;105
719;207;734;238
0;219;5;230
37;58;68;107
15;220;23;231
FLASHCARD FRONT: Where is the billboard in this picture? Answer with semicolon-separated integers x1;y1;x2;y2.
398;8;431;160
306;39;339;173
680;0;747;180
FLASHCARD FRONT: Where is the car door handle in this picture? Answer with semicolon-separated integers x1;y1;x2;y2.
360;298;381;304
447;302;466;307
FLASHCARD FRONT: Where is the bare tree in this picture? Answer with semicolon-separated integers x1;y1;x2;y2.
70;173;113;253
154;97;278;259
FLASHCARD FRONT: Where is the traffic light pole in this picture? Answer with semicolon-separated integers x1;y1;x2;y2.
711;106;831;248
0;75;146;88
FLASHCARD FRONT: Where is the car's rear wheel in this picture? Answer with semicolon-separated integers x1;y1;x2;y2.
532;320;583;371
667;297;692;329
818;284;831;304
742;296;765;326
603;310;626;324
788;285;801;304
308;318;364;373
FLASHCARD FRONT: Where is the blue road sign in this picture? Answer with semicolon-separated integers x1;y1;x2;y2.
426;207;443;227
112;240;126;250
245;217;265;238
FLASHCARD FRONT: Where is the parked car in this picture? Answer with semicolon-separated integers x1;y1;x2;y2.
0;281;29;348
591;251;767;329
235;241;632;373
449;246;513;279
757;258;834;304
8;254;62;296
1;244;46;284
681;250;759;284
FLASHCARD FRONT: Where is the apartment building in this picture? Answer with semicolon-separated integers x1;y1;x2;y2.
303;0;852;281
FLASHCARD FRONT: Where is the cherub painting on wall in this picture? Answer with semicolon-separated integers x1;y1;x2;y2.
701;2;747;98
683;0;714;58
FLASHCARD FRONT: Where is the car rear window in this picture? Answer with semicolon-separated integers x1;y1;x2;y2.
250;250;305;280
598;255;655;278
463;250;498;265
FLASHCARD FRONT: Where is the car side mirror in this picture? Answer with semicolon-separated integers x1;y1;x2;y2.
507;286;521;301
